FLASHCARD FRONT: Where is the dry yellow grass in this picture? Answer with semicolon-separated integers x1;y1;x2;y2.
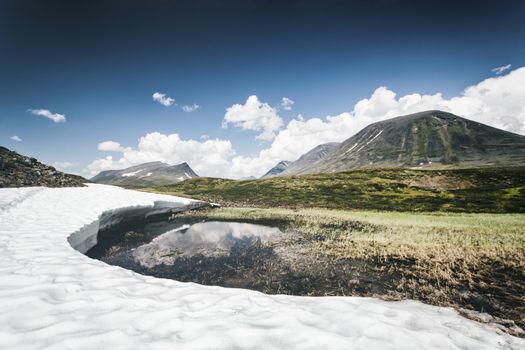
199;207;524;263
180;207;525;334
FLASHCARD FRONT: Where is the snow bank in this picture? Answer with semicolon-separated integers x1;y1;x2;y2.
0;184;523;349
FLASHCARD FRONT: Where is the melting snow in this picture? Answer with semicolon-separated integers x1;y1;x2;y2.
367;129;383;144
344;143;359;155
350;130;384;154
0;184;523;349
121;170;141;177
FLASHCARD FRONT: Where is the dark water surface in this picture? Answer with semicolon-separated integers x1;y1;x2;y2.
85;210;525;335
87;211;394;295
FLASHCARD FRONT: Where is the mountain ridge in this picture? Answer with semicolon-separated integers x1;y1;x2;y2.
91;161;199;186
261;160;291;178
280;142;340;176
275;110;525;176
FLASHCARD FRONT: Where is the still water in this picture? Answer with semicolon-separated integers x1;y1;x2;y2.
87;212;380;295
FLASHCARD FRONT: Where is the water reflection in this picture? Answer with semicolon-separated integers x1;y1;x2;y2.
133;221;282;268
88;217;392;296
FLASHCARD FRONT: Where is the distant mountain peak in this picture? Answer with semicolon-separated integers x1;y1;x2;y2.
278;142;340;176
141;160;167;166
91;161;198;186
261;160;291;178
278;110;525;176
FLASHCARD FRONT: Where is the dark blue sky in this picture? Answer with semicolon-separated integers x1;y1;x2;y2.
1;0;524;176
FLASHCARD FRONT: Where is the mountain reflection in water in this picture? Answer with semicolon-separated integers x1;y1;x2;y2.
132;221;282;268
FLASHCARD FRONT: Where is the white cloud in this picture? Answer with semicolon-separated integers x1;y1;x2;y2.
152;92;175;107
492;64;511;75
228;67;525;178
200;134;210;140
53;161;79;169
182;104;200;112
97;140;126;152
281;97;295;110
223;95;283;141
88;67;525;179
10;135;22;142
28;109;66;123
88;156;115;174
88;133;235;177
227;113;361;178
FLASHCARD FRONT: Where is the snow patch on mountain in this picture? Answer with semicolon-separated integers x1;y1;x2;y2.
91;161;199;186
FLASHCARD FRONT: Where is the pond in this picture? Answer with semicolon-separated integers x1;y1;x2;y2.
84;208;525;334
87;210;391;295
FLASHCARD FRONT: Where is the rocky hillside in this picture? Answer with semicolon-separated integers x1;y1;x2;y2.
91;161;198;186
0;146;86;187
261;161;291;178
280;142;339;176
283;110;525;175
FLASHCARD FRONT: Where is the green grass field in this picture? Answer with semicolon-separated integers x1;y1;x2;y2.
143;166;525;334
143;166;525;212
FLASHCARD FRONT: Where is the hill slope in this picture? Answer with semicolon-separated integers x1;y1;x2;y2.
280;142;340;176
0;146;86;187
261;161;291;178
91;161;198;186
284;111;525;175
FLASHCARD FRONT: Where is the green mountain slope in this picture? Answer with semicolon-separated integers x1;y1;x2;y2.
285;110;525;175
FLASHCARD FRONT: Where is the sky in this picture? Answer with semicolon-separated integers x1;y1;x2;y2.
1;0;524;178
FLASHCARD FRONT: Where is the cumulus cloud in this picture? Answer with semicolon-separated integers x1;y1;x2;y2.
28;109;66;123
88;156;115;174
228;67;525;178
182;104;200;112
88;133;235;177
281;97;295;110
88;67;525;179
97;140;126;152
152;92;175;107
223;95;283;141
10;135;22;142
492;64;511;75
200;134;210;140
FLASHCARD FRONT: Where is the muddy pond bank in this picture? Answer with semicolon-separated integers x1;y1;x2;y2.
87;207;525;337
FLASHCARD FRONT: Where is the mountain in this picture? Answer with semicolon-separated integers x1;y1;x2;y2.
0;146;86;187
279;142;340;176
281;110;525;176
91;161;198;186
261;161;291;178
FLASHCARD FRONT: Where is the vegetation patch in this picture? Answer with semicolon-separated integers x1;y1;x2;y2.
140;167;525;335
172;207;525;335
142;167;525;213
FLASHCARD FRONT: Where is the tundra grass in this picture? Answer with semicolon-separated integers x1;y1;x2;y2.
175;207;525;334
142;167;525;213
